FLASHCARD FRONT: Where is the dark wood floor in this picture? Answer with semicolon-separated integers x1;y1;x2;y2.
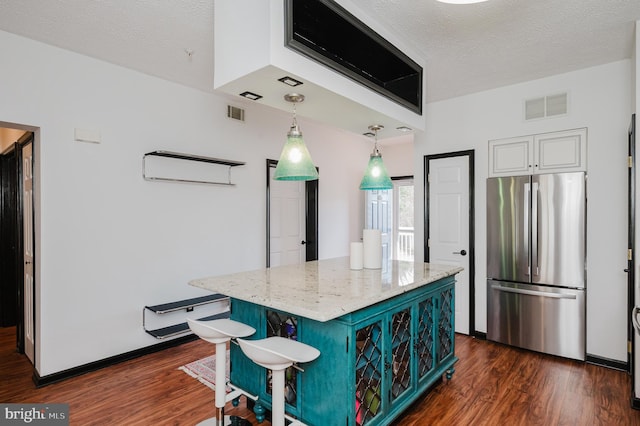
2;326;640;425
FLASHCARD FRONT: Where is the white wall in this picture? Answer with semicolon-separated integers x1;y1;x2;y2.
415;60;632;361
380;139;414;177
0;30;371;376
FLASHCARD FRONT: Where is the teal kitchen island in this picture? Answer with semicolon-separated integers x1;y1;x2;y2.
190;257;462;426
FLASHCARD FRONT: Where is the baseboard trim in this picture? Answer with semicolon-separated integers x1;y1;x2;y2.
585;354;628;372
33;334;198;387
632;395;640;410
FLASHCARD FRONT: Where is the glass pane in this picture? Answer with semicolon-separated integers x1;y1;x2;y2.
365;189;393;262
391;308;411;400
417;298;435;378
396;183;414;261
266;310;298;406
355;323;383;426
438;288;454;362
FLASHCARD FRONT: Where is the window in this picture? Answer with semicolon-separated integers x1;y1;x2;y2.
393;179;414;261
365;178;414;261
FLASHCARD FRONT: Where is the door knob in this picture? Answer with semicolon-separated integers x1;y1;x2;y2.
633;306;640;334
301;240;307;245
453;250;467;256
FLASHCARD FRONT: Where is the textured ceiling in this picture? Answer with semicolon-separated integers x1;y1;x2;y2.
350;0;640;101
0;0;638;104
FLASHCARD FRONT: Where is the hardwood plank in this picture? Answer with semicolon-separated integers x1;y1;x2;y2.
2;328;640;425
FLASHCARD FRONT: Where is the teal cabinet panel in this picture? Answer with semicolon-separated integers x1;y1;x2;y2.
229;299;266;401
296;317;352;424
229;275;457;425
437;286;456;367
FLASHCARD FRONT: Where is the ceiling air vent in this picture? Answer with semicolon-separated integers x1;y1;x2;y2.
525;93;567;120
227;105;245;122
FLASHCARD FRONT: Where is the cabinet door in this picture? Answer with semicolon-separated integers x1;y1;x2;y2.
437;287;455;364
389;305;413;408
534;128;587;174
415;296;436;383
488;136;533;177
354;319;384;426
266;310;301;415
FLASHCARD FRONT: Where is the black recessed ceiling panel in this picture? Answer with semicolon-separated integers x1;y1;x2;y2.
285;0;423;114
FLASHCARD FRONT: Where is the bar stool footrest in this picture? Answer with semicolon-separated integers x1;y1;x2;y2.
227;382;259;402
284;413;308;426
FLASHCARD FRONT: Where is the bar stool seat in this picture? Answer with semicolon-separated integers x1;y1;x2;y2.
188;318;256;343
237;337;320;426
188;318;256;426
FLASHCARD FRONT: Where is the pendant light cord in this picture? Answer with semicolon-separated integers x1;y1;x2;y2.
372;127;381;156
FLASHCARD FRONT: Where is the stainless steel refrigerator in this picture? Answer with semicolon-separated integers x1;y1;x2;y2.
486;171;586;361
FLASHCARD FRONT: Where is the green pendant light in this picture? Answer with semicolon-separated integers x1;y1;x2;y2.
360;124;393;190
274;93;319;181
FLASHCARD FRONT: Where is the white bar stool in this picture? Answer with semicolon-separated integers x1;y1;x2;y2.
237;336;320;426
187;318;256;426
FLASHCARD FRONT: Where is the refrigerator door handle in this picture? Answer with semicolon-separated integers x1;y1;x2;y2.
633;306;640;334
524;182;530;276
490;284;577;300
531;181;539;277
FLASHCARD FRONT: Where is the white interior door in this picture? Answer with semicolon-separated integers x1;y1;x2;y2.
22;141;34;362
428;156;470;334
365;190;392;261
269;168;305;267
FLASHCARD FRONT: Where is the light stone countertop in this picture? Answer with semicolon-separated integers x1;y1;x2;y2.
189;257;463;322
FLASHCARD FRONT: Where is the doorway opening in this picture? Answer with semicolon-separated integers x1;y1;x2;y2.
0;125;37;366
364;176;415;261
265;159;319;267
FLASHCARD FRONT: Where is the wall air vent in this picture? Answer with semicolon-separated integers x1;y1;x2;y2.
525;93;568;120
546;93;568;117
525;97;545;120
227;105;245;122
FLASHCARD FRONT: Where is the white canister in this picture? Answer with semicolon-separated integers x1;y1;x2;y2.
350;242;364;270
363;229;382;269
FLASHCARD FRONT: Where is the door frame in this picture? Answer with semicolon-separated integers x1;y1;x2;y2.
265;159;319;267
628;113;635;377
0;131;34;355
424;150;476;336
21;135;35;363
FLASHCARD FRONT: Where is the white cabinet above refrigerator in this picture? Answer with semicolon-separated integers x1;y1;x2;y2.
489;128;587;177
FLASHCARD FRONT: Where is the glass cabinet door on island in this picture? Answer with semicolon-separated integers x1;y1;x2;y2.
266;310;299;410
228;275;457;426
437;287;455;367
354;291;454;426
355;320;383;425
390;306;412;406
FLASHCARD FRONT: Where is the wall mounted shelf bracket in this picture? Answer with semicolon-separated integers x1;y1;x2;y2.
142;150;245;186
